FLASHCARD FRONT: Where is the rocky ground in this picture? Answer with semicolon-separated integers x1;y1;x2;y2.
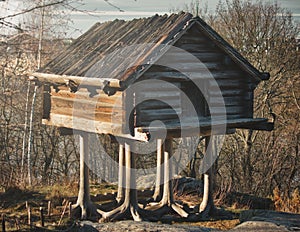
77;210;300;232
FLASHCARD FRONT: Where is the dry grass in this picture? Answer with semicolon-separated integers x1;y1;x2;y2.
0;183;243;231
273;187;300;213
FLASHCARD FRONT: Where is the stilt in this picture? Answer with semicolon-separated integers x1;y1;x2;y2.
100;142;153;222
150;139;164;202
146;139;189;218
116;144;125;203
198;136;215;218
72;132;100;220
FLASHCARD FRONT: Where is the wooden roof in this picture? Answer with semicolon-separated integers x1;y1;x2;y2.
34;12;269;89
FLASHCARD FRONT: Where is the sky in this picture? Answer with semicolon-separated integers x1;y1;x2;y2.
0;0;299;38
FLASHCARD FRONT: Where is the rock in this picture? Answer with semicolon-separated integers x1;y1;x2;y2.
136;173;156;190
79;220;220;232
230;221;289;232
222;192;274;210
173;175;203;196
239;209;300;229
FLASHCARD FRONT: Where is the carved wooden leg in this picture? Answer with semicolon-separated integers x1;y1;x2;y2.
100;142;153;222
116;144;125;203
198;136;215;218
72;132;100;220
145;139;164;204
146;139;189;218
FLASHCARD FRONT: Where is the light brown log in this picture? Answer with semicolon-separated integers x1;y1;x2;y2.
29;72;123;89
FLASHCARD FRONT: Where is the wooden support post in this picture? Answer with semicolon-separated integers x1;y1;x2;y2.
27;206;31;227
100;142;153;222
152;139;164;202
72;132;100;220
59;201;68;225
39;207;44;227
47;201;51;217
1;214;5;232
116;144;125;203
199;136;215;217
145;138;188;218
69;202;72;219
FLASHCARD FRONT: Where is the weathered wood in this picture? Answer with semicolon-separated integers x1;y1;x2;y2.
116;144;125;203
42;114;149;142
51;96;122;111
47;201;51;216
29;72;123;89
136;118;269;138
39;207;45;227
136;99;181;110
51;87;122;104
27;206;31;226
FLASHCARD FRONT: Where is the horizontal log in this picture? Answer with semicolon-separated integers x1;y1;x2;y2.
149;62;222;72
210;89;253;97
178;43;219;52
142;69;246;82
29;72;123;89
136;99;181;110
43;114;149;142
136;118;270;137
209;106;247;115
51;96;123;112
51;107;122;123
137;107;182;116
51;88;122;105
162;51;224;63
135;82;181;90
209;97;251;106
138;91;181;98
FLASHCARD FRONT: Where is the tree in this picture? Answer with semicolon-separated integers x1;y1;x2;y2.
211;0;300;196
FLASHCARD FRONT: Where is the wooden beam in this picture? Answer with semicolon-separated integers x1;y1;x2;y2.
42;114;149;142
136;118;272;139
29;72;124;89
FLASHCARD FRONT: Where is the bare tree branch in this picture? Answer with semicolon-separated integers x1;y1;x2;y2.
0;0;65;21
103;0;124;12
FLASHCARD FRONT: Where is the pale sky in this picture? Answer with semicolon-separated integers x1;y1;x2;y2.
0;0;299;37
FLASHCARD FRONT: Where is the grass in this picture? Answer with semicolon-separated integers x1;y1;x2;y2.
0;183;241;231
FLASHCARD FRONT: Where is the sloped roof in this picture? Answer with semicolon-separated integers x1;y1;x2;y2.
37;12;269;87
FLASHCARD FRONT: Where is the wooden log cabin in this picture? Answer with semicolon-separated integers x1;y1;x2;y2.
31;12;273;139
30;12;274;221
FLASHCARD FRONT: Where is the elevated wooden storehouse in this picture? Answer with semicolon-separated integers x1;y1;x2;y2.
30;12;274;220
31;12;273;139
